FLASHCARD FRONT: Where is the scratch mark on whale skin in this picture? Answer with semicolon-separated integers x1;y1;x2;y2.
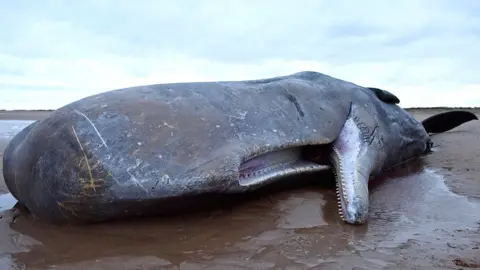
74;109;109;148
57;201;80;218
72;126;100;191
126;165;149;195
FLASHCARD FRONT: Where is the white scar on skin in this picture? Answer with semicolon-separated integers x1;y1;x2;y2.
74;109;109;148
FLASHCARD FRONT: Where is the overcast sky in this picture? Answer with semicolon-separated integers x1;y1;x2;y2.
1;0;479;110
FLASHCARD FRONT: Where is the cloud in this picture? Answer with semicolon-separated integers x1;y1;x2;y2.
1;0;479;110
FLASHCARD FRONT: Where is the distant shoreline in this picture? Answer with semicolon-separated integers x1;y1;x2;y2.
405;106;480;110
2;107;480;113
0;110;55;112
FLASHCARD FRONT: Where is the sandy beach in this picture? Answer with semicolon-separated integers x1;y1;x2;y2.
0;108;479;269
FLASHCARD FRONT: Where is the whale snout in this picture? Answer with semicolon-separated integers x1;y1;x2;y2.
343;196;369;225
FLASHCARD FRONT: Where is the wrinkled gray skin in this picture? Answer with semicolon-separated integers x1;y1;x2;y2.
3;71;433;225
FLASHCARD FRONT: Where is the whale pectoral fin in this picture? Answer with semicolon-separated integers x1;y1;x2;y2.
421;110;478;134
366;87;400;104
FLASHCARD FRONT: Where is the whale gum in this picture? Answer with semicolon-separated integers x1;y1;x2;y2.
0;108;479;269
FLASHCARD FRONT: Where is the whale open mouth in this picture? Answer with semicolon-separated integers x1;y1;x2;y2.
236;117;372;226
237;146;331;187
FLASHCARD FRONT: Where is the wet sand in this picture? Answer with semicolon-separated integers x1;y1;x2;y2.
0;108;479;270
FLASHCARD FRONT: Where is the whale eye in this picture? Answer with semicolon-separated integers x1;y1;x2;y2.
425;139;434;153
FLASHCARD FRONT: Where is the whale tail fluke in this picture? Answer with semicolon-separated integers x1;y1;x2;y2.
421;110;478;134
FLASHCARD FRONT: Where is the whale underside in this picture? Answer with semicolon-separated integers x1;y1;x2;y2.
2;71;477;225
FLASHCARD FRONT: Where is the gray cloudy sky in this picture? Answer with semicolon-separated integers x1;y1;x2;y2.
1;0;479;109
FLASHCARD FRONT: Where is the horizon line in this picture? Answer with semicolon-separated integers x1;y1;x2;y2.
1;106;480;112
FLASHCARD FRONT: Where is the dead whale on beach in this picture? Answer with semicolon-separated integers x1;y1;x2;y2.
2;71;478;225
